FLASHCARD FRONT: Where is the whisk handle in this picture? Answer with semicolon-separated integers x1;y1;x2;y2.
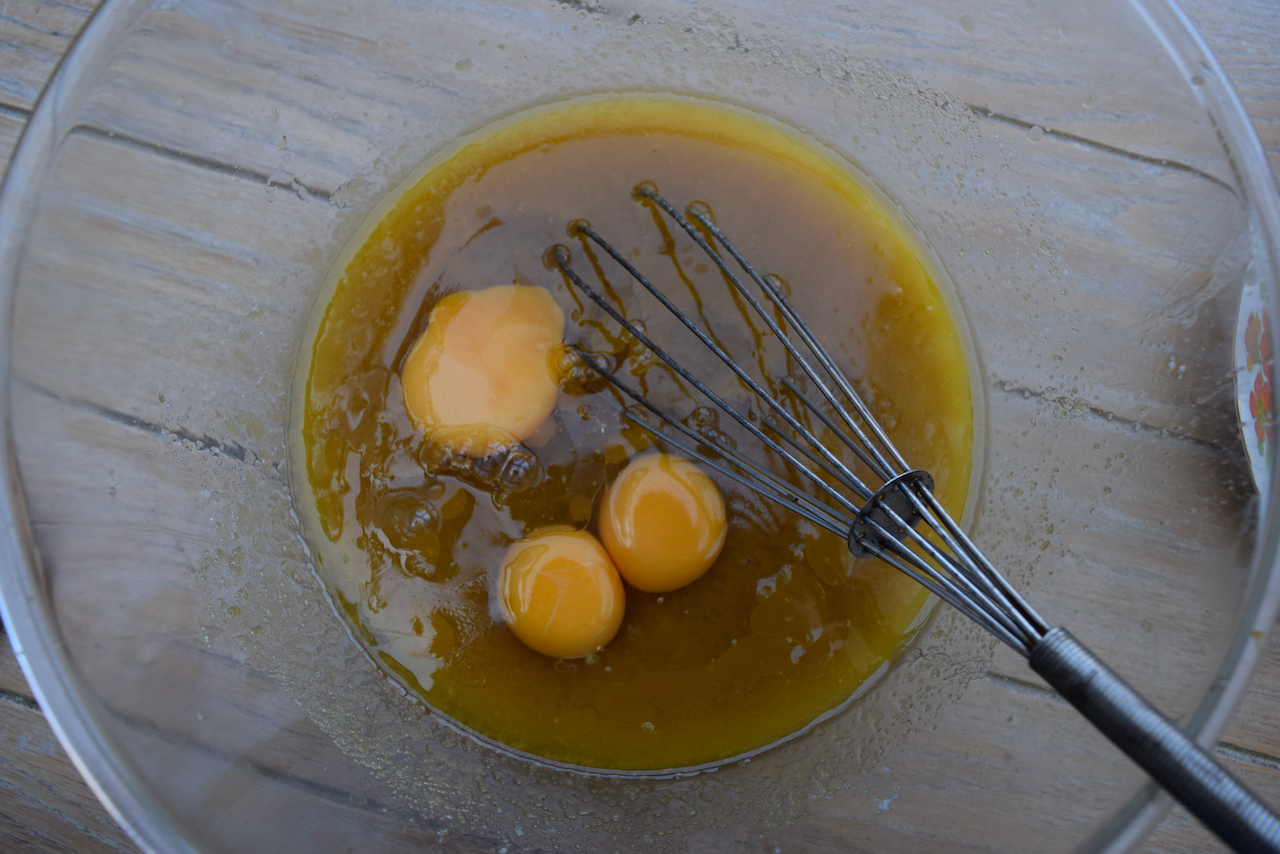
1030;627;1280;854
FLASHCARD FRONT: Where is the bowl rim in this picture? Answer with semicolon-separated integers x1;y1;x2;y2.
1074;1;1280;848
0;1;1277;853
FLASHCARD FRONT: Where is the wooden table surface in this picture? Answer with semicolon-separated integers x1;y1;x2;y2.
0;1;1278;852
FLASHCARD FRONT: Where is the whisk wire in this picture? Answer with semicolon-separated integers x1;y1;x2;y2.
564;227;873;504
638;186;904;481
701;226;913;477
911;487;1050;637
569;342;854;535
563;207;1037;657
773;376;906;483
671;190;911;477
650;192;1051;649
776;377;891;483
884;490;1045;645
857;533;1027;651
760;417;866;494
626;191;1050;649
554;250;867;523
626;411;854;537
871;503;1039;649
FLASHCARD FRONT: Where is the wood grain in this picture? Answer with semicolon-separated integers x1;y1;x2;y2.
0;1;1276;853
0;0;94;111
0;698;138;853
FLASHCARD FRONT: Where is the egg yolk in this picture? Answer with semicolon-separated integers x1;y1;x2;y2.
599;452;727;593
499;529;625;659
400;284;564;456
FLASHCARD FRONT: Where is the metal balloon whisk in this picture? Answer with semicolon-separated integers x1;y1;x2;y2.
550;184;1280;854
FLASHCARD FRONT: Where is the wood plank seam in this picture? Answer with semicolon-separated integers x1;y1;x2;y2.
988;671;1068;705
0;685;40;712
971;105;1239;192
68;124;335;203
1216;743;1280;774
989;376;1236;451
17;375;261;467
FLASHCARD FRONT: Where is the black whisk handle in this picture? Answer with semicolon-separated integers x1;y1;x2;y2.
1030;627;1280;854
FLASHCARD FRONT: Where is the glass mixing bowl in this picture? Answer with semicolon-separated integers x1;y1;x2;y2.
1;1;1278;852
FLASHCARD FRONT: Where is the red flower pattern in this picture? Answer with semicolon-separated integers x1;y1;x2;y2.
1246;309;1272;372
1250;369;1273;453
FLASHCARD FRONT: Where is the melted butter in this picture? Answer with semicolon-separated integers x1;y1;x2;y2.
291;94;976;771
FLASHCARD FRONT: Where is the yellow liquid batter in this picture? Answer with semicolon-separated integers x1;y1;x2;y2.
291;94;976;771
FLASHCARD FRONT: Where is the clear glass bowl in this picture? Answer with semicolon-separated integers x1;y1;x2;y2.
1;1;1277;852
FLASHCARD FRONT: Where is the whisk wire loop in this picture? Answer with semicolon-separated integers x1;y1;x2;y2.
666;190;910;479
650;191;1048;650
631;191;1039;643
644;189;1049;645
688;204;1050;642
